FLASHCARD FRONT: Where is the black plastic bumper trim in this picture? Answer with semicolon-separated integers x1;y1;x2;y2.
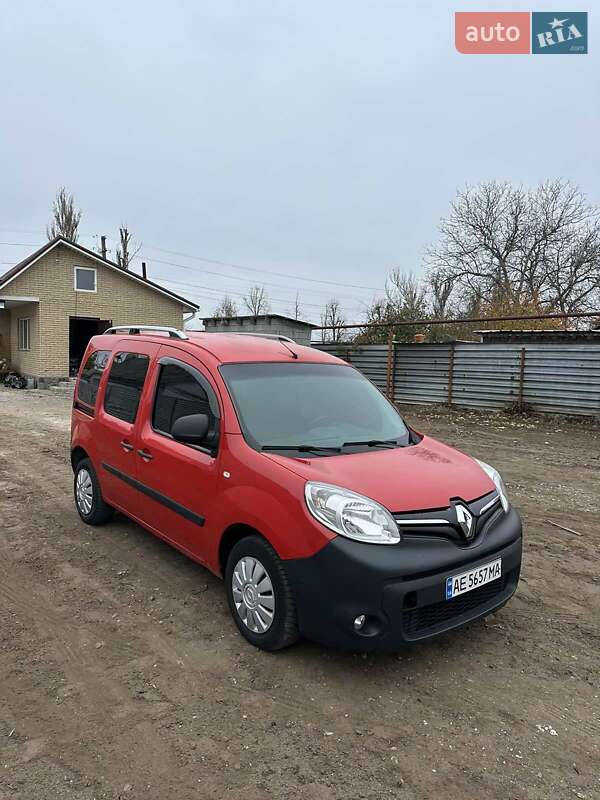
284;506;523;651
102;463;205;527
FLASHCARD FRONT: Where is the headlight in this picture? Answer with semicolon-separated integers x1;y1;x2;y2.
474;459;510;512
304;482;400;545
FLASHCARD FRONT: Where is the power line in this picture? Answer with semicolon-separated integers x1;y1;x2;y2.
161;276;367;314
142;255;376;303
163;278;366;314
0;230;385;292
0;240;366;311
0;233;377;313
0;228;43;235
0;228;99;238
0;241;44;247
143;243;383;292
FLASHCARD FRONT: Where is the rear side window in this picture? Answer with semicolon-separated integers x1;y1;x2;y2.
104;352;150;423
153;363;211;435
77;350;110;407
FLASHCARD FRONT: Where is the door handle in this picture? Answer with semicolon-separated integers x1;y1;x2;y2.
120;440;134;452
137;449;153;462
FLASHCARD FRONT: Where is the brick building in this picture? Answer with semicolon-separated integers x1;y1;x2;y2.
0;237;197;387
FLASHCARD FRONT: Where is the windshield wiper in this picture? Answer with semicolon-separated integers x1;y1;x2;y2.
261;444;342;453
341;438;401;449
262;439;404;454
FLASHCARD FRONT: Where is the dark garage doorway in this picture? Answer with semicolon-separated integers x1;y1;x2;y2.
69;317;111;376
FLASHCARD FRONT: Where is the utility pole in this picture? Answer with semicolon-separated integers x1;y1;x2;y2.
100;235;107;260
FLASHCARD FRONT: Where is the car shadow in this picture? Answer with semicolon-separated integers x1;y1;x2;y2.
101;512;511;678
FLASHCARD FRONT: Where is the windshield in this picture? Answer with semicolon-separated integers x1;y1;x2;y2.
220;362;411;453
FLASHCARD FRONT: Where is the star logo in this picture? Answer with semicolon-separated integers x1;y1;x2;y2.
532;11;588;54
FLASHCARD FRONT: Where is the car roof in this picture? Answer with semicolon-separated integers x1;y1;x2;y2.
90;331;345;366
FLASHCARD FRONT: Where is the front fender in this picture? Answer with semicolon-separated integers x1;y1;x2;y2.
208;482;335;568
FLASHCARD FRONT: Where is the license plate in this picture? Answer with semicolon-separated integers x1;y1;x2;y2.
445;558;502;600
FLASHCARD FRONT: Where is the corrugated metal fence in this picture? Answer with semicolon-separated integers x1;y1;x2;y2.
314;341;600;417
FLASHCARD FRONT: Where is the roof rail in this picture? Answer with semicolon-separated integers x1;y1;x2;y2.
213;332;296;344
103;325;189;340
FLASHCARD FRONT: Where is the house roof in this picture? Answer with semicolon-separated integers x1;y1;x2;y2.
0;236;199;312
203;313;317;328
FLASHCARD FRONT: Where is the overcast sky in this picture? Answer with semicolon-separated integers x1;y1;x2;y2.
1;1;598;322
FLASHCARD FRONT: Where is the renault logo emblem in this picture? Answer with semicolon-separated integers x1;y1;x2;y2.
455;504;474;539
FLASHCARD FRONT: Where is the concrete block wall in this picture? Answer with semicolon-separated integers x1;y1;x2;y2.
204;316;314;346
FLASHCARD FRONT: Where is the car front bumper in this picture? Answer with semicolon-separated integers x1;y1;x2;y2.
285;506;523;651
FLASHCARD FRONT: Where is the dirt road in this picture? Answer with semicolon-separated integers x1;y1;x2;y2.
1;387;599;799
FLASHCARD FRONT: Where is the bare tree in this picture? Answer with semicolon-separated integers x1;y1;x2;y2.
320;298;346;343
356;270;429;344
293;292;303;320
427;271;454;319
46;187;81;242
545;225;600;315
243;285;270;316
385;269;428;318
213;295;238;318
287;292;303;320
425;179;600;317
115;225;141;270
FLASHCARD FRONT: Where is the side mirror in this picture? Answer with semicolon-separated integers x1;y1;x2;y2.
171;413;210;446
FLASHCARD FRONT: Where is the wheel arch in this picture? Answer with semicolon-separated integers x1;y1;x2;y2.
218;523;274;577
71;446;89;472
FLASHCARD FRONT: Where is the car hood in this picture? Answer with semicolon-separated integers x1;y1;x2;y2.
264;435;494;513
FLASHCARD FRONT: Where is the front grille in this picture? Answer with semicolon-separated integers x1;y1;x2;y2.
403;571;513;637
393;492;501;545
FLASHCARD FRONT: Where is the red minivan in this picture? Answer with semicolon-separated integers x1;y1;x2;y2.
71;325;522;651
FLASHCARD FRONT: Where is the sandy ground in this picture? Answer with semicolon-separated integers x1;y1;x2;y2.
0;387;599;800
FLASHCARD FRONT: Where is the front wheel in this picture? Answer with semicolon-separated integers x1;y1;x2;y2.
225;536;299;651
74;458;114;525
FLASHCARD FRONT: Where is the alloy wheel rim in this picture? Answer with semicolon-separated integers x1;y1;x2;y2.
76;469;94;515
232;556;275;634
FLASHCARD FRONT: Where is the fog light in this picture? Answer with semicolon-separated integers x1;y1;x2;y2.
353;614;366;631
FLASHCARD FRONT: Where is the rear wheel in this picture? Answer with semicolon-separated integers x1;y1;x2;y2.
225;535;299;651
74;458;114;525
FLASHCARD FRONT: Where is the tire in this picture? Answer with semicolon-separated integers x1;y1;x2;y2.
225;535;299;651
74;458;114;525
